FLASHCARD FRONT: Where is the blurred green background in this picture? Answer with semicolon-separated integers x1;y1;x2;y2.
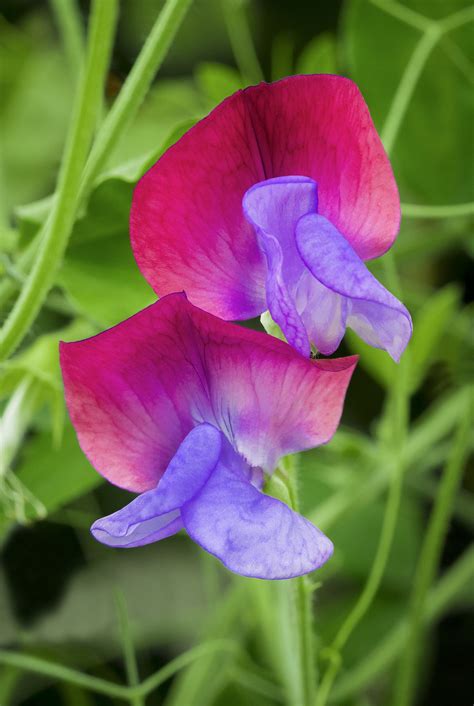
0;1;473;705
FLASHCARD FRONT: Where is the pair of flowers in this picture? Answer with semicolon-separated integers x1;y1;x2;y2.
61;75;411;579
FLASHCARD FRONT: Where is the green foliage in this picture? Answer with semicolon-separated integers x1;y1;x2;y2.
0;14;74;215
343;0;474;203
297;33;338;75
1;0;473;705
15;422;102;521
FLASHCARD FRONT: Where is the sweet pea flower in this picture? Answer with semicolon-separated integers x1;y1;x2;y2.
60;294;357;579
131;75;412;361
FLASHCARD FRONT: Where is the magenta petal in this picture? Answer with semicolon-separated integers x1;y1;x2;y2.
182;438;333;579
131;90;267;321
131;76;399;322
91;424;221;548
296;214;412;361
61;294;357;491
244;76;400;260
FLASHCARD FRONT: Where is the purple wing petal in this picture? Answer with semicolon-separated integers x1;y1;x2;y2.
91;424;222;548
243;176;318;357
255;230;310;357
296;214;412;361
182;450;333;579
296;272;348;355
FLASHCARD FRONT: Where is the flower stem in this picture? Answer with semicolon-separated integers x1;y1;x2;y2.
1;0;193;354
283;456;317;706
401;201;474;219
332;544;474;702
221;0;264;83
381;24;441;155
79;0;193;195
315;350;410;706
114;591;143;706
0;0;118;361
49;0;85;79
391;402;472;706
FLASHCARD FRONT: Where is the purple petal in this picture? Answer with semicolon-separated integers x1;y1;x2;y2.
243;176;318;356
91;424;222;548
182;437;333;579
296;214;412;361
295;271;348;355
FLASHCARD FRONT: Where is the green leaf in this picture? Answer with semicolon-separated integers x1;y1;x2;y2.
57;178;156;327
1;319;93;399
296;33;337;74
195;62;243;104
409;284;462;390
104;79;205;176
1;319;95;443
15;421;102;521
0;14;74;215
343;0;474;203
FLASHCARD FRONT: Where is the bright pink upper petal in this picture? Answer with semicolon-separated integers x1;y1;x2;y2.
244;76;400;260
131;76;399;321
60;294;357;492
130;92;267;320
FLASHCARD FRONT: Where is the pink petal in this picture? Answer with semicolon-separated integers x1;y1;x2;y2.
244;76;400;261
131;76;399;321
60;294;357;492
130;92;267;321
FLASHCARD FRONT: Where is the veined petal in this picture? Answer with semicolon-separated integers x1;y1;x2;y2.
131;76;399;322
131;90;267;321
61;294;357;490
296;272;348;356
242;176;316;356
91;424;222;548
182;436;333;579
244;76;400;260
254;230;310;357
92;425;333;578
296;214;412;361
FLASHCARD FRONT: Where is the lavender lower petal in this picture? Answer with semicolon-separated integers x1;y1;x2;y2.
296;214;412;361
91;423;222;548
182;440;333;579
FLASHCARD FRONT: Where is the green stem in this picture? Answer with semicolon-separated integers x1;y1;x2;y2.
114;591;143;706
330;545;474;702
0;0;192;325
222;0;264;83
381;24;441;155
284;456;317;706
368;0;432;33
315;354;410;706
0;641;235;701
50;0;85;79
402;201;474;218
135;640;237;698
79;0;193;195
0;651;130;700
0;0;118;361
392;402;472;706
440;4;474;33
